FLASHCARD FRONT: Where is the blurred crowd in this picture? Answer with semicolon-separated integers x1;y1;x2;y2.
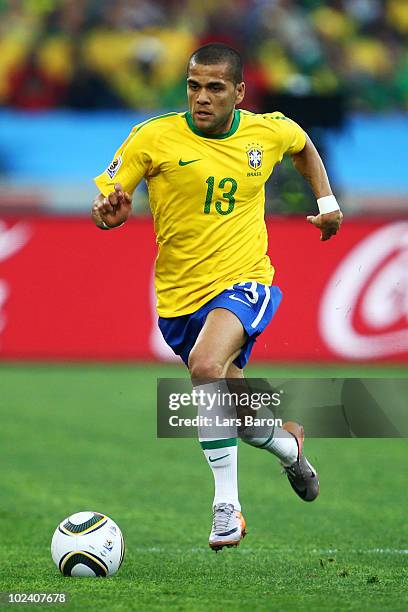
0;0;407;112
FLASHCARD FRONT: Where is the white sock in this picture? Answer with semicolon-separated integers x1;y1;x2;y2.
261;427;298;466
196;381;240;511
200;441;240;510
241;421;298;466
223;378;298;466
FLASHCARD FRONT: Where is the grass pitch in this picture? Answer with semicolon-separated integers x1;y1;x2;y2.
1;363;407;611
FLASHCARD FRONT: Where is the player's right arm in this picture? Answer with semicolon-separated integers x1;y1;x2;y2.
91;184;132;230
91;119;157;229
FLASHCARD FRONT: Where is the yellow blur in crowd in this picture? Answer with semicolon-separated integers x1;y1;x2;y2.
0;0;407;111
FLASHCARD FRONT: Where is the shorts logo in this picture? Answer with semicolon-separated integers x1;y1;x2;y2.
106;156;122;179
247;147;263;170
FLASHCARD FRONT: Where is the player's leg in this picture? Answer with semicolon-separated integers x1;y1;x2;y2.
225;362;297;464
225;366;319;502
188;308;247;551
188;308;245;380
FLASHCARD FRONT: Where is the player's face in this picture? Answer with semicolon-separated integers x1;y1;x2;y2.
187;61;245;135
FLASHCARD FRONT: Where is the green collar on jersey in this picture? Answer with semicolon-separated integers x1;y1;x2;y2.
184;109;241;139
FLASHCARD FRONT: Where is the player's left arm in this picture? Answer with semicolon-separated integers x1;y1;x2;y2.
291;134;343;241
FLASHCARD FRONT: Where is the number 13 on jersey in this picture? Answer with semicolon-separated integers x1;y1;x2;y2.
204;176;238;216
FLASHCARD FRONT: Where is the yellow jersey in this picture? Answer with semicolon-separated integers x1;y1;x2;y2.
94;109;306;317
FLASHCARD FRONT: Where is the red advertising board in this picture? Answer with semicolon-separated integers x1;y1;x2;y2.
0;216;406;362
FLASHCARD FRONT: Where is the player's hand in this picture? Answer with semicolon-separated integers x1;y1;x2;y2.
306;210;343;241
92;183;132;229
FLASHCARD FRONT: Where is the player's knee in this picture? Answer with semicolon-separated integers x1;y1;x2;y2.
188;352;224;381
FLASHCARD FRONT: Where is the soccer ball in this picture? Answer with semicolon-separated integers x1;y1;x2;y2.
51;511;125;577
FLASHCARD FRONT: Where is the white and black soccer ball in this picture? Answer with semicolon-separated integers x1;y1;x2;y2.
51;511;125;577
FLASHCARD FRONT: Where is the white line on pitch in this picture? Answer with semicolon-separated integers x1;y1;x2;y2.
132;547;408;555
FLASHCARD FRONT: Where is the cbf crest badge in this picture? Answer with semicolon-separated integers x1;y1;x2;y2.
246;144;263;170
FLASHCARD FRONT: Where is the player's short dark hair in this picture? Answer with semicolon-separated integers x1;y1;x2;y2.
188;43;243;84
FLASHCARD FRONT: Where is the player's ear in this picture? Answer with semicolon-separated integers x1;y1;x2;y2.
235;81;245;105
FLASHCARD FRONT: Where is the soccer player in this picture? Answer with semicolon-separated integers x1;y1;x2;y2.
92;43;343;552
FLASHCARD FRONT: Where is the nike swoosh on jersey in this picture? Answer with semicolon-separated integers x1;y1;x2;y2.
229;294;251;308
209;454;230;463
179;158;201;166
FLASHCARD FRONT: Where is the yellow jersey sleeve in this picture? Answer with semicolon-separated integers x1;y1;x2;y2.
94;119;159;196
264;112;306;157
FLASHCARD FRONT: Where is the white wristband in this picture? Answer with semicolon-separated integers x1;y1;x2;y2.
317;195;340;214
